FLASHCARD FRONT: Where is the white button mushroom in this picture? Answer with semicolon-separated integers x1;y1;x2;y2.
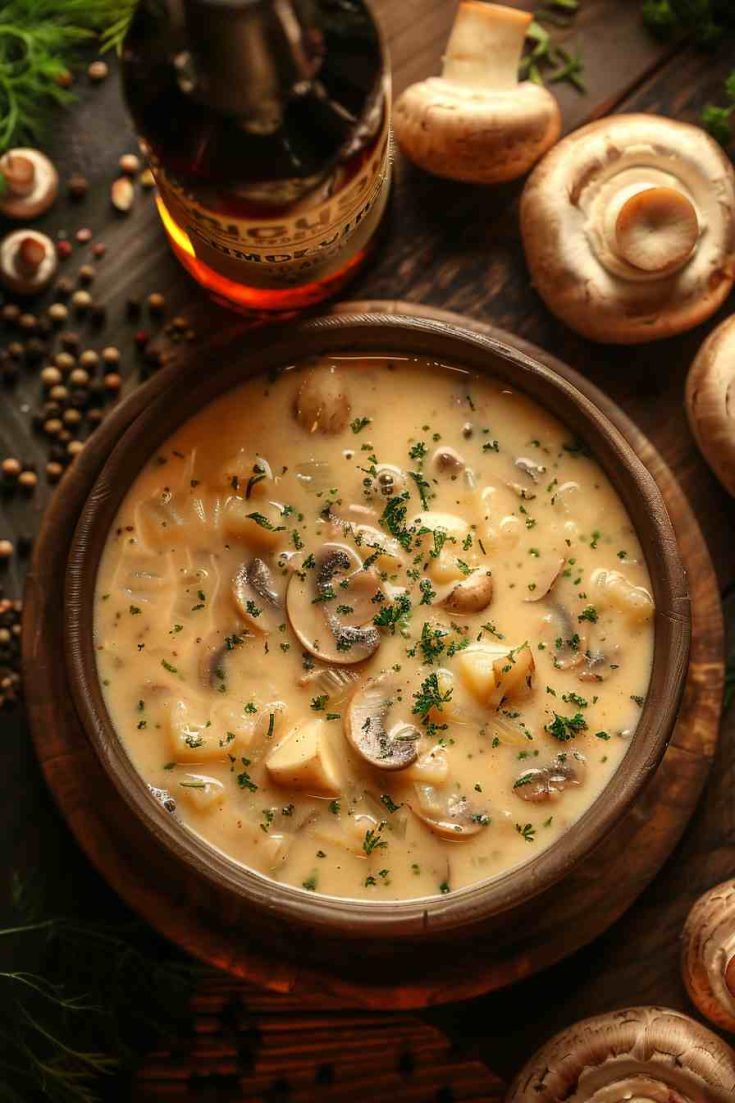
393;2;560;185
686;314;735;497
521;114;735;343
0;149;58;219
0;230;58;295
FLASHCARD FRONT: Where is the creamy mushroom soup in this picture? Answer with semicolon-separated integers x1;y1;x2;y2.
95;357;654;901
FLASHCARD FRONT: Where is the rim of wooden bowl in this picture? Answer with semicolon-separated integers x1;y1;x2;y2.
64;311;690;941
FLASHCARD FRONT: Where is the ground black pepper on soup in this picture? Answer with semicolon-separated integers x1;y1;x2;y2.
94;357;654;900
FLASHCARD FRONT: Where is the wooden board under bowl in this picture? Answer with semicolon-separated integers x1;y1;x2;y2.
22;302;722;1010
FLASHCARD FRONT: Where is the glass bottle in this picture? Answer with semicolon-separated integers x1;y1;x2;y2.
121;0;391;315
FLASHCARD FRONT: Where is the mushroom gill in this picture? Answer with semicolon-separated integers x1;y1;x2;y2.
410;785;490;840
232;557;282;633
682;881;735;1034
507;1006;735;1103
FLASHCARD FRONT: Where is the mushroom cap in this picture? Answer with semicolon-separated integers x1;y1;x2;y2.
294;365;350;435
409;784;489;839
232;557;282;633
520;114;735;343
394;78;561;185
507;1006;735;1103
439;569;494;614
0;148;58;219
345;676;420;770
0;229;58;295
686;314;735;497
682;880;735;1033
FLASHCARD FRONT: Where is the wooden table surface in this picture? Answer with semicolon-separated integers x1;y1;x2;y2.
2;1;735;1098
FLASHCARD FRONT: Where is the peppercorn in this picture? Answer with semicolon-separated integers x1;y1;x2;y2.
72;289;92;313
79;349;99;371
63;408;82;427
69;368;90;388
119;153;141;176
75;228;93;244
42;401;61;418
41;366;62;388
46;461;63;483
48;302;68;324
2;458;21;479
1;304;20;325
104;372;122;393
18;313;37;333
88;60;108;82
67;174;89;201
18;470;37;493
43;418;62;437
60;331;80;352
24;338;47;364
92;242;106;258
56;240;72;260
78;264;95;285
54;352;75;372
57;429;72;445
101;346;120;366
67;440;84;458
86;408;104;426
147;292;166;315
49;384;69;402
0;541;14;560
53;277;74;300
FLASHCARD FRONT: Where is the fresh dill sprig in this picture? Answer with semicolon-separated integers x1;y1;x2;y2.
0;0;137;154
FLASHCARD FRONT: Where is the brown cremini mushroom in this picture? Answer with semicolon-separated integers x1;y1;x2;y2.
507;1006;735;1103
0;230;58;295
345;676;420;771
686;315;735;497
682;881;735;1034
521;114;735;343
393;2;560;185
0;149;58;219
513;751;585;803
294;365;350;434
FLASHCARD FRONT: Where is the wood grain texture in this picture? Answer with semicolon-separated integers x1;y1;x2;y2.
2;0;735;1095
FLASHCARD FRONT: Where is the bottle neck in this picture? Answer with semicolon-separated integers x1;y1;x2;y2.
173;0;322;130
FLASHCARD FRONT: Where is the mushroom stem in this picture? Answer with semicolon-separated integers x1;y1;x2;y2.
613;185;699;274
1;152;35;196
442;2;532;90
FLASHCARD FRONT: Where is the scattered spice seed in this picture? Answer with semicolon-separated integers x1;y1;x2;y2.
147;292;166;314
71;289;92;313
75;228;93;244
134;330;149;349
104;372;122;393
60;332;80;352
139;168;155;189
78;264;95;285
69;368;90;388
79;350;100;371
88;60;109;82
56;240;72;260
101;346;120;366
18;313;37;333
53;277;74;300
111;176;135;214
0;540;13;560
48;302;68;324
120;153;142;175
2;304;20;325
18;470;37;492
1;458;21;479
54;351;75;372
41;366;62;388
92;242;106;258
67;174;89;201
46;461;63;482
67;440;84;458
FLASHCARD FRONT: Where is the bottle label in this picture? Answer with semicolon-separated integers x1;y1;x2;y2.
155;105;391;291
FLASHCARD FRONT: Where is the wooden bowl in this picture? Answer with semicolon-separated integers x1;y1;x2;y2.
63;311;690;980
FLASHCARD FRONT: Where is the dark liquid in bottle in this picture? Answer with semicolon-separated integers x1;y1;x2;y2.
122;0;390;315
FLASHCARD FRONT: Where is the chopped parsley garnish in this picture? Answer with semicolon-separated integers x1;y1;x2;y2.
350;416;371;434
363;825;388;854
380;492;413;550
545;712;588;741
578;605;598;623
161;659;178;674
129;604;141;616
380;794;400;814
373;593;412;634
516;823;536;843
310;695;328;711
